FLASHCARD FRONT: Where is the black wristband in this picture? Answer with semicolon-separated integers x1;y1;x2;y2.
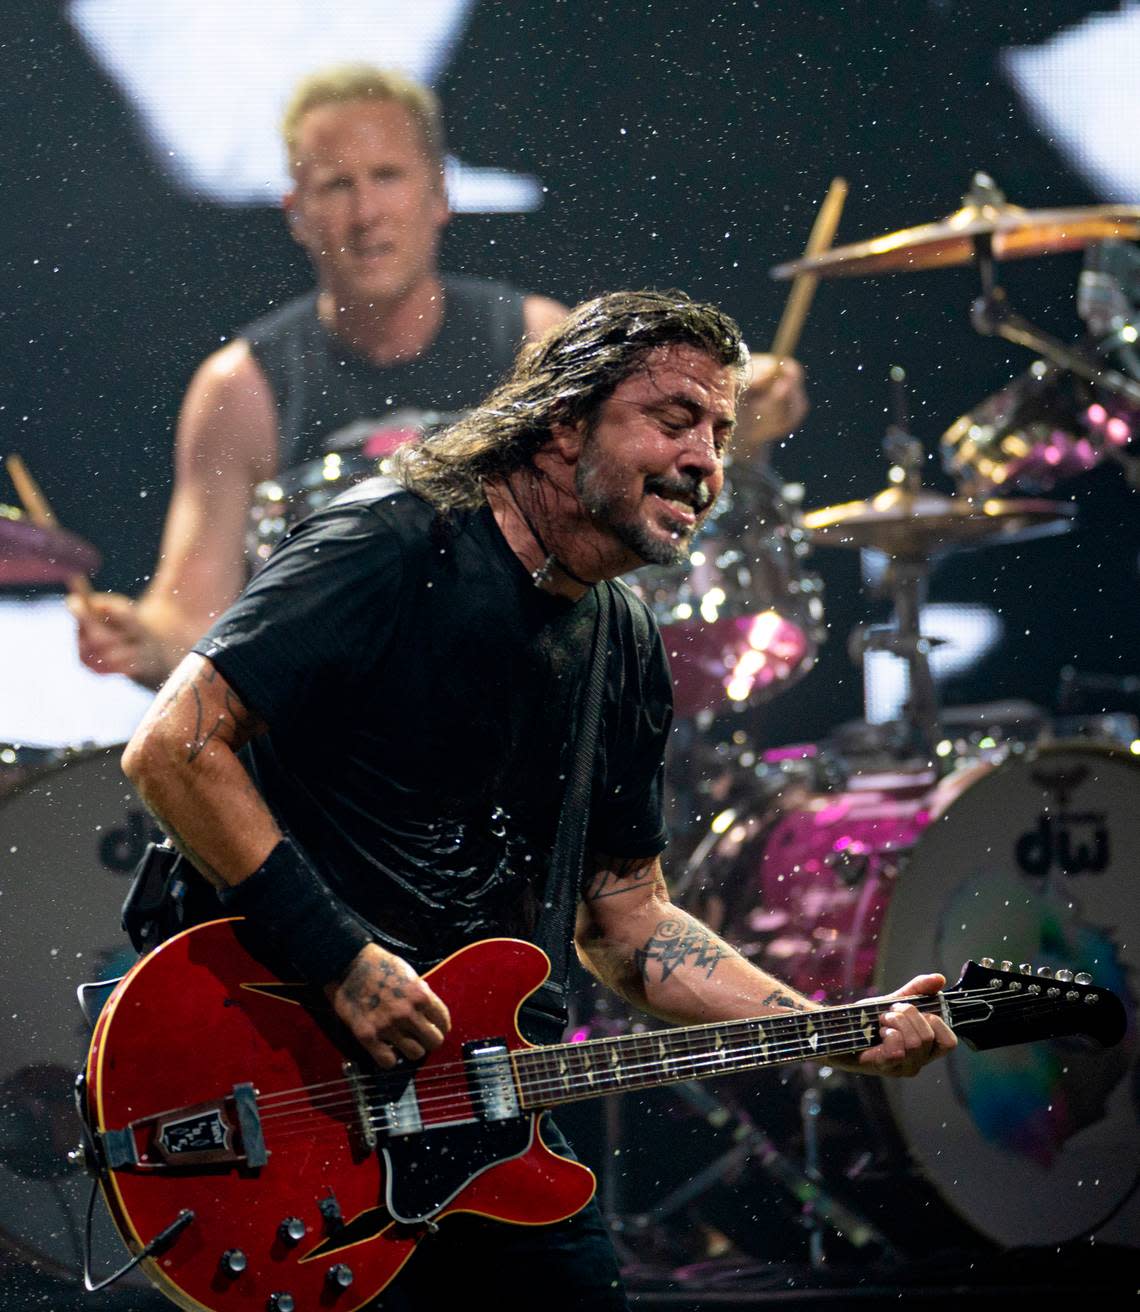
218;838;371;986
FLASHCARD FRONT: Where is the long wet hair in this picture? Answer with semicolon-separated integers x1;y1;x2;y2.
394;289;748;512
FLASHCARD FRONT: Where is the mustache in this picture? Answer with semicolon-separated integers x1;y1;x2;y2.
644;474;715;514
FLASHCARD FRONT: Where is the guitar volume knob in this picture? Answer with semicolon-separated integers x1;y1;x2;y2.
278;1217;306;1244
267;1295;295;1312
327;1263;354;1289
220;1249;247;1275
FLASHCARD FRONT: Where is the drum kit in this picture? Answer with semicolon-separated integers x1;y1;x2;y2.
1;176;1138;1291
595;176;1140;1272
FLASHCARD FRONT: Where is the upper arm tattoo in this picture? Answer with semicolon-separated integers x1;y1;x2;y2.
583;855;661;902
166;661;264;763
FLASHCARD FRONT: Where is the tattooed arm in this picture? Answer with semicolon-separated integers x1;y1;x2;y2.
122;652;275;884
575;853;818;1025
121;652;450;1068
575;852;955;1076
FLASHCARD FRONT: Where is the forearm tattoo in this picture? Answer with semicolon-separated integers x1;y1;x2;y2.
634;913;735;983
584;857;660;902
760;987;805;1013
171;664;261;763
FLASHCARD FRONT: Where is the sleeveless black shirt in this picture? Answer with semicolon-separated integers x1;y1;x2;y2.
242;275;527;469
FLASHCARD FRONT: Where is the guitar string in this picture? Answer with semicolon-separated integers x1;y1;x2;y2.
252;986;1064;1127
254;992;1077;1143
251;992;970;1123
250;988;1015;1116
249;986;1038;1117
259;996;1085;1149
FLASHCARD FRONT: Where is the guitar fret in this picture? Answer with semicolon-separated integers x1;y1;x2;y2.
514;1001;891;1109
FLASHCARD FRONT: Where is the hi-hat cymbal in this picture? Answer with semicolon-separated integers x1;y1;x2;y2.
802;486;1074;556
772;200;1140;280
0;508;101;585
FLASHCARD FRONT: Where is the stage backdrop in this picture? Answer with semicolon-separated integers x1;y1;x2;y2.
4;0;1137;735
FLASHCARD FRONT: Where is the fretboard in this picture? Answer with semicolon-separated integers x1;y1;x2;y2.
511;997;945;1110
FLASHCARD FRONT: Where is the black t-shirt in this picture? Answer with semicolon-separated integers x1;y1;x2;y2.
242;276;528;469
194;483;673;971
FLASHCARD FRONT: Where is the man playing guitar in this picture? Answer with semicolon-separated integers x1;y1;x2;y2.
121;290;952;1310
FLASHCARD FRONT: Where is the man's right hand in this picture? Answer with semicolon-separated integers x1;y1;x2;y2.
326;943;452;1069
69;591;170;689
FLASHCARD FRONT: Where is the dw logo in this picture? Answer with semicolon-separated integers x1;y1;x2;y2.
1015;764;1109;878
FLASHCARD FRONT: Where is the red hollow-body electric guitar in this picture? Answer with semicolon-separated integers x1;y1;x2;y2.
81;919;1125;1312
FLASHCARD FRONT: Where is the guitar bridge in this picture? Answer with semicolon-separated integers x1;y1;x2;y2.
343;1061;377;1150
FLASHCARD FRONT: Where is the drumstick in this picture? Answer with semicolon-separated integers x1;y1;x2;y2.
5;453;93;597
769;176;848;361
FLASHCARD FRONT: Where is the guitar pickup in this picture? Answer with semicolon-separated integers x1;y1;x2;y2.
100;1083;268;1170
464;1040;520;1123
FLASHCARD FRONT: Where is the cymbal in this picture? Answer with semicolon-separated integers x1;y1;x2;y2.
802;486;1074;556
772;201;1140;280
0;508;101;585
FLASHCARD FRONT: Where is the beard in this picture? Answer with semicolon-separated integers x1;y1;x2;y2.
575;455;714;567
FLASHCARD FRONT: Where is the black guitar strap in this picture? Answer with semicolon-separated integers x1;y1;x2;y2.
523;580;613;1041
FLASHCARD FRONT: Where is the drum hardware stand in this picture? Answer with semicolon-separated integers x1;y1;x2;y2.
963;174;1140;410
849;557;943;759
848;381;946;759
609;1078;897;1271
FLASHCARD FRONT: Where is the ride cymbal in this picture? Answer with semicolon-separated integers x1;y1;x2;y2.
772;201;1140;280
802;486;1074;556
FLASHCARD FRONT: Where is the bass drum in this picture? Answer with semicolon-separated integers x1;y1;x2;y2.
876;743;1140;1249
0;750;161;1284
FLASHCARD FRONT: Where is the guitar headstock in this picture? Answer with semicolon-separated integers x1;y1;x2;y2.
946;958;1127;1052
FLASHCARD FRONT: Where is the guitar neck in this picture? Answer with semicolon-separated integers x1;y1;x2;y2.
511;996;945;1111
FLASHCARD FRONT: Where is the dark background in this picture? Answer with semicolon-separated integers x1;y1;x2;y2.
4;0;1137;744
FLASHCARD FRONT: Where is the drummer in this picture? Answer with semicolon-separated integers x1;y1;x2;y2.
72;63;808;687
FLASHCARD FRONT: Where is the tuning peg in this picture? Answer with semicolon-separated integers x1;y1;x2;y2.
1055;969;1074;983
999;960;1013;972
1036;966;1053;978
1018;963;1033;975
979;957;995;969
1074;972;1093;986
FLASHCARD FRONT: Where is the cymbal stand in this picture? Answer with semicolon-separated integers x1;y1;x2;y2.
963;176;1140;408
851;556;941;758
849;375;943;757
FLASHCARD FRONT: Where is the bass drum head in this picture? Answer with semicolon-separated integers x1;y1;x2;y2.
876;743;1140;1249
0;749;161;1282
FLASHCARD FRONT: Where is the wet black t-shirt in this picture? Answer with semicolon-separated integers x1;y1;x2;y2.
194;483;673;971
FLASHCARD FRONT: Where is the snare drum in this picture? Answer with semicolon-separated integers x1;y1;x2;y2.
0;750;160;1281
706;742;1140;1249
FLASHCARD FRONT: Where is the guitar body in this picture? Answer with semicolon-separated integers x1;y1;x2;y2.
85;921;595;1312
